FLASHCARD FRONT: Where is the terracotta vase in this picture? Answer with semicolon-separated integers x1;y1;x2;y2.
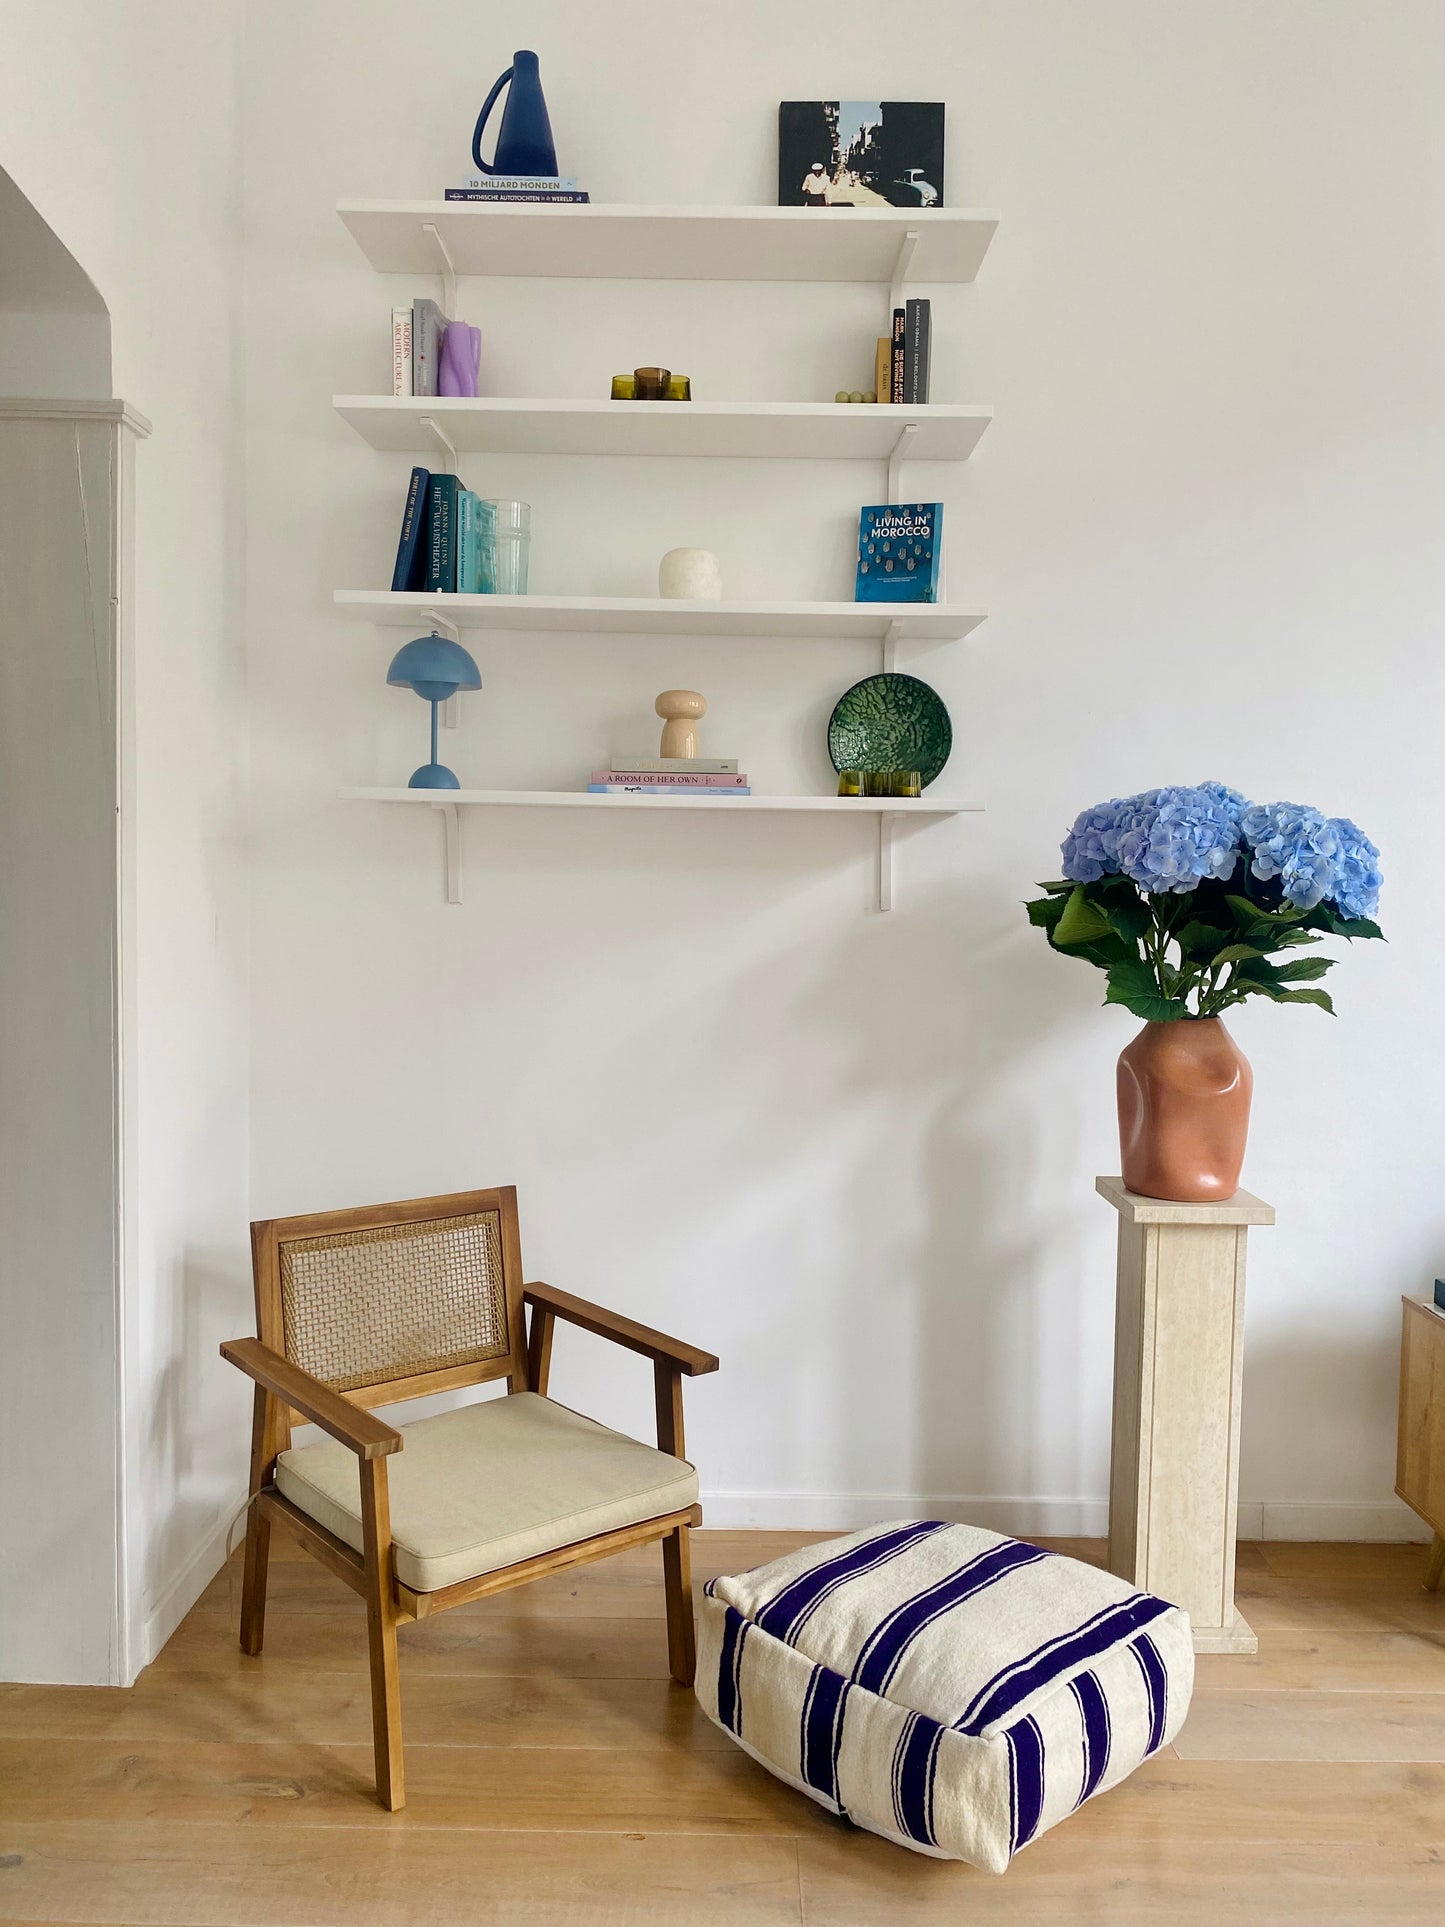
1117;1018;1252;1203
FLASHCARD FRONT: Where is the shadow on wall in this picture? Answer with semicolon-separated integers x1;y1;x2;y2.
141;1243;254;1652
0;162;111;397
799;887;1090;1518
653;844;1099;1523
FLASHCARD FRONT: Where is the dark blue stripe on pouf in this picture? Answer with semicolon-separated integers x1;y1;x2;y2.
755;1521;947;1646
1005;1714;1045;1851
852;1540;1048;1695
800;1662;850;1806
1069;1668;1111;1805
716;1602;750;1735
959;1592;1171;1734
1131;1631;1169;1754
891;1708;945;1847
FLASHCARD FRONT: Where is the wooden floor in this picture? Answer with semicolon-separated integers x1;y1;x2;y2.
1;1532;1443;1924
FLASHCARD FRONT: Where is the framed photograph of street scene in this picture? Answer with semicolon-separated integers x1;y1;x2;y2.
778;101;945;208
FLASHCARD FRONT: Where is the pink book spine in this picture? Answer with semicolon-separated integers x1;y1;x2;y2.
593;769;748;788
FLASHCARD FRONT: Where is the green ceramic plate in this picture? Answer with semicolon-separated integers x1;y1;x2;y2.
827;673;953;789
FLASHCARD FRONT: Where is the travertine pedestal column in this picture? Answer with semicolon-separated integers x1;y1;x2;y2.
1098;1176;1275;1655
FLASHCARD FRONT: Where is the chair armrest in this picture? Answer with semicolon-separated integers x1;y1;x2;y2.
220;1337;403;1459
523;1282;719;1376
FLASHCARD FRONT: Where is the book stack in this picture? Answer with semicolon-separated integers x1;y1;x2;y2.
391;467;495;595
443;174;590;204
587;758;750;796
885;298;931;405
392;298;455;398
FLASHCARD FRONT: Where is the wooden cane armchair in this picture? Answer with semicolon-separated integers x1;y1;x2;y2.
220;1187;717;1810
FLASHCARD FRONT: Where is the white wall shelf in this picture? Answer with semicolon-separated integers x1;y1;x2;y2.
334;590;988;651
338;201;999;286
335;396;992;464
341;787;981;912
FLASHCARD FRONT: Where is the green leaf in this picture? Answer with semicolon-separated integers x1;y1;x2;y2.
1327;912;1385;941
1274;987;1335;1012
1226;894;1307;928
1233;958;1288;990
1174;920;1232;961
1054;886;1117;947
1273;956;1335;983
1269;927;1321;948
1034;879;1075;898
1025;894;1067;931
1103;959;1189;1023
1102;898;1152;943
1069;936;1141;969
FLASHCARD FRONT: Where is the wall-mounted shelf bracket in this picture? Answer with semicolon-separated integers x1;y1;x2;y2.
877;814;894;913
887;228;921;319
887;422;917;503
433;799;461;904
882;619;901;675
418;414;458;474
422;221;459;317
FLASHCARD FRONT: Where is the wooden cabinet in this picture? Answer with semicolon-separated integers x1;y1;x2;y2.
1397;1296;1445;1590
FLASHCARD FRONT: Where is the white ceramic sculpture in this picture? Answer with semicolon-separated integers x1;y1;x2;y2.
658;547;722;600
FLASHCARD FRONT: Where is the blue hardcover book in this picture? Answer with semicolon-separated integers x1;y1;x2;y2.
855;503;943;603
390;466;430;591
1435;1278;1445;1312
423;473;460;593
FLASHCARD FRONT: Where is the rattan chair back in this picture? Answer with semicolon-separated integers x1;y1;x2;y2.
250;1188;529;1406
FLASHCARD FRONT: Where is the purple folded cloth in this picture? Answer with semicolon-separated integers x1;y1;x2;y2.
438;321;482;398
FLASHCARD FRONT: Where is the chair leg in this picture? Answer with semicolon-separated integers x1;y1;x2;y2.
662;1521;696;1687
360;1458;405;1810
240;1385;282;1657
1426;1533;1445;1593
239;1506;272;1657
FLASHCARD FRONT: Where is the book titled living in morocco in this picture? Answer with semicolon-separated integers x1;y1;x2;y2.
855;503;943;603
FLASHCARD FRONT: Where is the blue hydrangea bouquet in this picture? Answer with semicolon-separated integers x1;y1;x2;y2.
1026;783;1383;1021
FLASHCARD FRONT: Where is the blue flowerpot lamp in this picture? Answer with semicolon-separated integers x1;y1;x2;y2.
386;635;482;790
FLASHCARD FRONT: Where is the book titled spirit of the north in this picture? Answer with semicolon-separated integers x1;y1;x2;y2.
855;503;942;602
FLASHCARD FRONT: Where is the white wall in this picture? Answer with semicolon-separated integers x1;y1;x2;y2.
0;2;251;1676
240;0;1445;1542
3;0;1430;1667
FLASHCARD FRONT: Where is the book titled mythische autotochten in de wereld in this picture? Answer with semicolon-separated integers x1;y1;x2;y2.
855;503;942;602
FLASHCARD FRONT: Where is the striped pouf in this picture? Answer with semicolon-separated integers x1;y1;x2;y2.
696;1520;1192;1872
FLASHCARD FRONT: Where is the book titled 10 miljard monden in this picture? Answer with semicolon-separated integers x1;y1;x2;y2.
855;503;943;603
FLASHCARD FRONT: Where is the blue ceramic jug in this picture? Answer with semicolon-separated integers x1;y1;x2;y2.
471;51;558;178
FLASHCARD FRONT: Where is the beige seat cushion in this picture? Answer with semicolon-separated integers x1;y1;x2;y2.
275;1390;698;1594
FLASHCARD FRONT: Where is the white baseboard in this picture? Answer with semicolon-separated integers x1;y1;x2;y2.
1237;1498;1427;1543
698;1493;1111;1535
139;1501;245;1674
699;1491;1429;1544
130;1487;1429;1673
